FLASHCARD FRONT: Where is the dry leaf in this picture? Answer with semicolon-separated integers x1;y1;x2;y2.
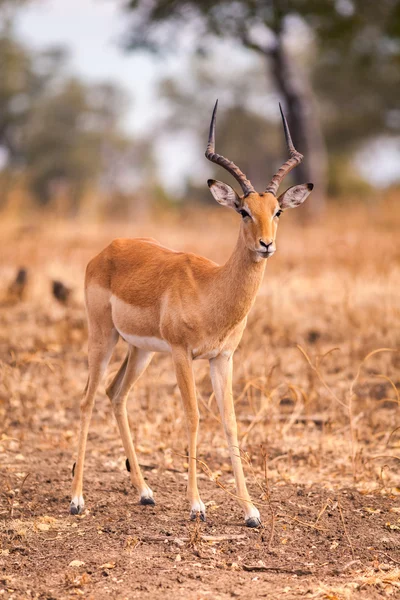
41;516;57;524
386;522;400;531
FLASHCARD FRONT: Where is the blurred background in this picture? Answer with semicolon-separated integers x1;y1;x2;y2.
2;5;400;583
1;0;400;220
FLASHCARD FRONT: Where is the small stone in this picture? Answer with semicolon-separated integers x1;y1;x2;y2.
69;560;85;568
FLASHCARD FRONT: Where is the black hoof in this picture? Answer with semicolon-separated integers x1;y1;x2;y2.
245;517;261;528
69;503;82;515
140;496;155;506
190;510;206;522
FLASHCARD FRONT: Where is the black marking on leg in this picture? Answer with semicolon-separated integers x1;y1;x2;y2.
245;517;261;528
140;496;155;506
126;458;131;472
72;462;76;478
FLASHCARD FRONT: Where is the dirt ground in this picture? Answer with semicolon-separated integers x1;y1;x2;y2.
1;204;400;598
1;453;399;600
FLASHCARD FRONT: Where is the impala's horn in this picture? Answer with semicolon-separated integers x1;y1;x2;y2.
265;103;304;196
205;100;255;196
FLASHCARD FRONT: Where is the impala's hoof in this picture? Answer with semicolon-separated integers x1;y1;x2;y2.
70;495;84;515
140;496;155;506
189;499;206;522
70;502;83;515
190;510;206;522
245;517;261;528
139;485;154;505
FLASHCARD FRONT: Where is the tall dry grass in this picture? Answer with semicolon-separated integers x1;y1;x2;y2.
1;194;399;501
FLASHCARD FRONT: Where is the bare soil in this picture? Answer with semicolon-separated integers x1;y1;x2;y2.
1;446;399;600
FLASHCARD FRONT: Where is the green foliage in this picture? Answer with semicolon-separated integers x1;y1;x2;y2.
327;155;373;198
23;79;131;208
310;0;400;150
159;60;284;194
0;13;149;213
122;0;400;192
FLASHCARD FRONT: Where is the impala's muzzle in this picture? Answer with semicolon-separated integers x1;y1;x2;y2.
257;240;276;258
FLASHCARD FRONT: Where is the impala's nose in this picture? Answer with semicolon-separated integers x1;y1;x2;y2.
259;239;275;257
259;239;273;251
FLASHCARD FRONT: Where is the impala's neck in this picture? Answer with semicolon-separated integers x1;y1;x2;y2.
213;224;267;327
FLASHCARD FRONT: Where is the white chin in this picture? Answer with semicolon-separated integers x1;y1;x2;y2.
256;251;274;260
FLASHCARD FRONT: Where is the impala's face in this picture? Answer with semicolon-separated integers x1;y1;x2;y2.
238;191;280;260
208;179;313;261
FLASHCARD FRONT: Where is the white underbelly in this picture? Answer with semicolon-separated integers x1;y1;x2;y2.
116;330;171;353
193;348;220;360
110;295;225;357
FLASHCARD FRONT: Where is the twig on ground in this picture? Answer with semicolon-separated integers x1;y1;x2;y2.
242;564;313;576
337;498;355;558
341;559;361;572
277;513;327;532
314;498;333;525
261;449;276;551
373;550;400;566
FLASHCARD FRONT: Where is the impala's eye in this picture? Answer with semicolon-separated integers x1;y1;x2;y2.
275;210;282;218
240;209;250;219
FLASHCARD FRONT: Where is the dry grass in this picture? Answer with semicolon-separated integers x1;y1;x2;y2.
0;196;400;598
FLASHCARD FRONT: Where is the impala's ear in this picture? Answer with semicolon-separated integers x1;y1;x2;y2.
208;179;241;210
278;183;314;209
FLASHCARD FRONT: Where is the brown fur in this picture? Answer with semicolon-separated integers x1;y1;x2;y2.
85;192;281;353
70;187;311;525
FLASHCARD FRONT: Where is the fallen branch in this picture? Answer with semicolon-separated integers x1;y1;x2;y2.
243;564;313;576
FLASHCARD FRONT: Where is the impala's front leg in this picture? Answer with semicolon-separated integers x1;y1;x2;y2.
210;354;261;527
172;347;205;521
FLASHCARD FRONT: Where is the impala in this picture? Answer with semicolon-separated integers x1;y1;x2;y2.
70;101;313;527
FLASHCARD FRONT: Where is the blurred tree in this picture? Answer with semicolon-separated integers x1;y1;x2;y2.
0;11;154;215
0;31;67;168
312;1;400;188
23;78;134;211
25;78;105;208
121;0;400;203
121;0;328;211
0;0;30;21
158;63;284;199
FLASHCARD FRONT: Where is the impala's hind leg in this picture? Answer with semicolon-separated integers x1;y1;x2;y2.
172;347;205;521
106;346;154;504
70;321;118;515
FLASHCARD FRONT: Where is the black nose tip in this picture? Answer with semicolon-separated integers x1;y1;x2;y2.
260;239;272;250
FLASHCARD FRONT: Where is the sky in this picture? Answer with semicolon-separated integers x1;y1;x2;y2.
14;0;400;190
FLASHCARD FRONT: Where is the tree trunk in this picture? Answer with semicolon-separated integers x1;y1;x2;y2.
268;30;328;217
